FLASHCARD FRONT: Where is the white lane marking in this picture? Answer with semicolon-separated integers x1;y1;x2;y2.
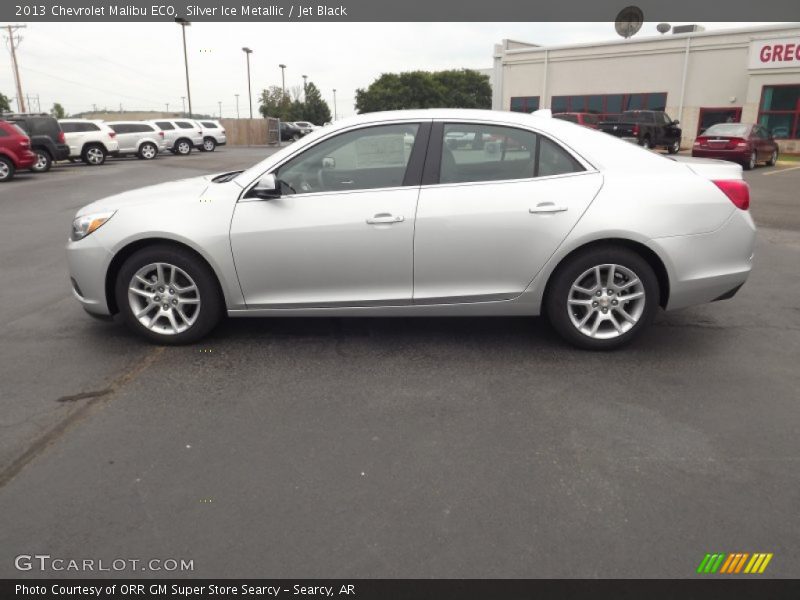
763;165;800;176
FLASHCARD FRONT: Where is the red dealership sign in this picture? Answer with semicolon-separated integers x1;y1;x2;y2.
749;37;800;69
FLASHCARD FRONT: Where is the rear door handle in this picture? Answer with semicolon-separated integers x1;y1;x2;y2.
530;202;568;214
366;213;404;225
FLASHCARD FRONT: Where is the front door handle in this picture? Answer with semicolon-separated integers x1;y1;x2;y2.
366;213;404;225
530;202;568;214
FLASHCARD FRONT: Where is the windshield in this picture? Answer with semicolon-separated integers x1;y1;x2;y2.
703;123;750;137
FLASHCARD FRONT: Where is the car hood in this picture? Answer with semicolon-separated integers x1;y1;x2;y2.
77;174;215;216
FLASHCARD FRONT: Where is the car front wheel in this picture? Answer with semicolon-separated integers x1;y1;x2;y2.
0;157;15;182
667;140;680;154
115;245;222;344
545;246;659;350
30;150;52;173
174;140;192;155
202;137;216;152
767;149;778;166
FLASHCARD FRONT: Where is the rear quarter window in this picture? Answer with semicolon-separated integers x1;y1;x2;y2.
201;121;217;128
155;121;174;130
175;121;194;129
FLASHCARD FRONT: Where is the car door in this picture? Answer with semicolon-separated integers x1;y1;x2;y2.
110;124;133;153
413;121;602;304
154;121;177;147
230;121;429;308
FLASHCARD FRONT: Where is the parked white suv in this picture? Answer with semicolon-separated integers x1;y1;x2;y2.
198;120;227;152
105;121;166;160
58;119;120;165
148;119;204;155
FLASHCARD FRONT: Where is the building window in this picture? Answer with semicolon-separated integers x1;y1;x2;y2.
550;92;667;119
758;85;800;139
697;107;742;136
510;96;540;113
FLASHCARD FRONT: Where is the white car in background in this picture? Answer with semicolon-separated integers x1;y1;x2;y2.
293;121;319;134
105;121;166;160
147;119;203;155
58;119;120;165
197;120;227;152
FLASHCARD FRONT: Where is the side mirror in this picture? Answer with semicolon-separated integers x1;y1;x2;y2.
672;120;680;126
322;156;336;169
251;174;280;200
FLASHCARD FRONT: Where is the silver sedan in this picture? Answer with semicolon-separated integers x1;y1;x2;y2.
66;109;755;350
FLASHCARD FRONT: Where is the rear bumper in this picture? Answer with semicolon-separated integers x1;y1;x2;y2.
691;148;749;164
653;209;756;311
16;150;36;169
54;144;71;161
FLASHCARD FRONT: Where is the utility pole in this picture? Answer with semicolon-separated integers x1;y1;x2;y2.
242;48;253;119
333;89;338;121
176;18;193;118
165;102;169;113
279;64;286;97
302;74;308;100
235;94;240;119
36;94;41;112
218;101;222;118
181;96;186;115
92;104;97;112
4;25;27;113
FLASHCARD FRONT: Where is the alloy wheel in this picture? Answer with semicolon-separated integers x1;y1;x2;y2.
749;152;756;170
0;161;9;180
127;262;201;335
86;147;105;165
203;139;215;151
141;144;156;159
34;153;48;171
177;142;191;154
567;263;646;340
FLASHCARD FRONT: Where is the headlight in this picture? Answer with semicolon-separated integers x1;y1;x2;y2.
71;211;116;241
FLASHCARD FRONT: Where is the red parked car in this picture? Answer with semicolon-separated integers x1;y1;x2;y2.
692;123;779;170
552;112;600;129
0;120;37;182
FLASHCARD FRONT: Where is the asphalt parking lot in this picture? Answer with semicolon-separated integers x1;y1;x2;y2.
1;148;799;578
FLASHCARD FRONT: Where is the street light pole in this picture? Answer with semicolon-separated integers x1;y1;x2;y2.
176;18;193;118
181;96;186;115
302;74;308;100
235;94;240;119
279;64;286;97
333;88;338;121
242;47;253;119
218;101;222;118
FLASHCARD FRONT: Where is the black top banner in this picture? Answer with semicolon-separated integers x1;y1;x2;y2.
4;0;800;22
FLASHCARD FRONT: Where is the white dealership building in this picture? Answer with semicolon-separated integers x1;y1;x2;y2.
492;23;800;151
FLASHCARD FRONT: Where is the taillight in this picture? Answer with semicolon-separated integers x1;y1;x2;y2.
58;131;65;143
632;124;640;136
221;130;225;135
108;131;116;138
713;180;750;211
19;139;30;148
729;137;747;149
158;131;164;137
694;136;708;147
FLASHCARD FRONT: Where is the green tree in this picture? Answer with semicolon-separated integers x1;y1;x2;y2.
0;92;11;112
51;102;66;118
355;69;491;114
301;82;331;125
258;85;292;121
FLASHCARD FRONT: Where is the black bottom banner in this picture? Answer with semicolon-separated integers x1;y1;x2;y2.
3;579;800;600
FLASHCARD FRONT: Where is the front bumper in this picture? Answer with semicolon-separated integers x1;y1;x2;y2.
66;235;113;316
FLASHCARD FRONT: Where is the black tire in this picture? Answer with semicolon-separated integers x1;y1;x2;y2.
767;149;778;167
201;137;216;152
743;151;756;171
667;139;680;154
640;136;651;150
0;157;15;182
81;144;107;166
137;142;158;160
174;139;192;155
545;245;660;350
30;149;52;173
115;245;223;345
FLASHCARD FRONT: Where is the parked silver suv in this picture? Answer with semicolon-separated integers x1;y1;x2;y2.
105;121;166;160
198;120;227;152
147;119;204;155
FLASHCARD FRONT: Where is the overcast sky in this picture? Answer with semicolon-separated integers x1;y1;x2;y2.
1;22;779;118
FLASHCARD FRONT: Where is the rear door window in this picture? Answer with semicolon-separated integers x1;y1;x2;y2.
155;121;175;130
176;121;194;129
201;121;217;129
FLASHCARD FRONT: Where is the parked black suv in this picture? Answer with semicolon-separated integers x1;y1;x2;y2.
1;113;70;172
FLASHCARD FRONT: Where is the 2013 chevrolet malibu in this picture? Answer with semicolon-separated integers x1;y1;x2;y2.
66;109;756;350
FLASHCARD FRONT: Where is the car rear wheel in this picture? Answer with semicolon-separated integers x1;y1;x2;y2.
82;144;107;165
175;139;192;155
202;137;216;152
0;157;15;182
138;142;158;160
30;150;52;173
115;245;222;345
667;140;680;154
744;151;756;170
545;246;660;350
767;149;778;167
640;137;651;150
